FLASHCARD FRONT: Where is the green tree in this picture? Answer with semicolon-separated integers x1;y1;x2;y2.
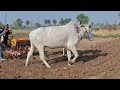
47;19;51;26
76;14;89;24
52;19;57;25
44;19;47;26
13;18;23;29
59;18;72;25
64;18;72;24
34;22;41;28
44;19;51;26
59;18;65;25
25;20;30;26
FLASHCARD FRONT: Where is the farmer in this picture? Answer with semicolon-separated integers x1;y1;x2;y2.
4;24;11;47
0;27;7;61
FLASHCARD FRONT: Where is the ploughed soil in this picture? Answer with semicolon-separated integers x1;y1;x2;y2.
0;35;120;79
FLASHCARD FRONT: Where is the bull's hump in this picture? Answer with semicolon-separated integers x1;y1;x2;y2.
67;21;74;25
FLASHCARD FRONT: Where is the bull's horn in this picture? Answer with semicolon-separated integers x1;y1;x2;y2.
89;22;94;28
80;21;82;24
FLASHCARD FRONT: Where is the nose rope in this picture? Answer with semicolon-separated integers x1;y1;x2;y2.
84;27;90;39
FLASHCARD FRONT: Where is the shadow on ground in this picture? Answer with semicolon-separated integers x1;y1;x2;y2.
46;49;108;64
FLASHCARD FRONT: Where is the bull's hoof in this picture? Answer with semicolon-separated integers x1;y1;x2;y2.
68;61;74;66
68;63;72;66
47;65;51;68
25;63;28;66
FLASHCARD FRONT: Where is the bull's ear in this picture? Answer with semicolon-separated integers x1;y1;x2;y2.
89;22;94;28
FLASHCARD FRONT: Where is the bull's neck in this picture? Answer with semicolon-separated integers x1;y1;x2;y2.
78;30;84;40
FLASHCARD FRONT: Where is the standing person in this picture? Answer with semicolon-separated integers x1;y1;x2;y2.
0;27;7;61
4;24;11;47
8;25;12;34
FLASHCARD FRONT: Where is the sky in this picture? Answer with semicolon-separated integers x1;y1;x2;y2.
0;11;120;25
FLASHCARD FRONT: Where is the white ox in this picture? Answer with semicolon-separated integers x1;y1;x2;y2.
25;21;93;68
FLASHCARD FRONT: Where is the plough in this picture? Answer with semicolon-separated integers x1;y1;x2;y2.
6;46;30;59
5;36;30;59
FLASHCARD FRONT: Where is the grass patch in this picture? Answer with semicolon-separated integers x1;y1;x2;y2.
109;34;120;38
12;29;32;35
93;34;120;38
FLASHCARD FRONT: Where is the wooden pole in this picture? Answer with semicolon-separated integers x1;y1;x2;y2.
5;11;7;26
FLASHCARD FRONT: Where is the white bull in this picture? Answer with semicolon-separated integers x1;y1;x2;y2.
25;21;93;68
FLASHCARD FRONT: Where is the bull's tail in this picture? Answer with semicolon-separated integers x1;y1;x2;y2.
29;42;35;55
25;42;35;66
